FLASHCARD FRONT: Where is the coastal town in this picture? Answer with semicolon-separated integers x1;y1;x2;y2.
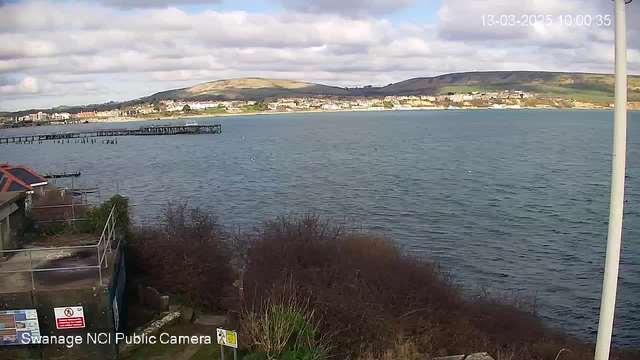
0;89;615;126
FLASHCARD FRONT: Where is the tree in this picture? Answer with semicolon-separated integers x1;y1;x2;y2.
182;104;191;112
152;99;160;112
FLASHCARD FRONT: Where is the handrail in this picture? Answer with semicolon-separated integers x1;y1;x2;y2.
99;206;116;268
97;205;116;249
2;265;103;274
0;205;119;290
0;244;99;253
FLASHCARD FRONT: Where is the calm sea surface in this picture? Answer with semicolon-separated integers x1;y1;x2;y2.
2;110;639;347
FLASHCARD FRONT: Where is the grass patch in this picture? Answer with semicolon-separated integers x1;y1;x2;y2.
520;85;613;104
197;108;227;115
191;344;223;360
437;85;498;94
124;342;188;360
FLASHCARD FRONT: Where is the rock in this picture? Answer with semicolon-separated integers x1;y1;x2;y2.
464;353;495;360
120;311;181;356
142;286;160;306
194;312;226;326
159;295;170;311
180;307;194;323
139;286;170;311
433;356;465;360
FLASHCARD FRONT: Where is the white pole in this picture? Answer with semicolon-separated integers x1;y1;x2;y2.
594;1;628;359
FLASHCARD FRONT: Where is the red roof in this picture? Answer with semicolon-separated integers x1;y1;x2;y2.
0;164;48;192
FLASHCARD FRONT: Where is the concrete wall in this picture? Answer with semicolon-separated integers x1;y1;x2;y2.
0;216;9;252
0;202;17;253
0;196;25;254
0;287;118;360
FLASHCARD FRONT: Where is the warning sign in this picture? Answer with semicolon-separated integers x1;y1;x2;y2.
216;328;238;348
54;306;85;330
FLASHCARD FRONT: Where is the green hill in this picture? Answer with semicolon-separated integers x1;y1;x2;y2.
147;72;640;105
145;77;351;101
372;71;640;104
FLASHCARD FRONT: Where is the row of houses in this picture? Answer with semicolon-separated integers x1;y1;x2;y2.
384;90;534;103
160;100;256;112
1;90;539;124
14;112;71;122
7;110;120;123
268;97;385;111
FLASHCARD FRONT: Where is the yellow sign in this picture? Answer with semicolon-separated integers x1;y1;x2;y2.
226;332;237;346
216;328;238;349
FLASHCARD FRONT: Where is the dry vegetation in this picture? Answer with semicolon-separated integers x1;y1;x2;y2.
125;206;639;360
126;203;234;311
29;188;90;225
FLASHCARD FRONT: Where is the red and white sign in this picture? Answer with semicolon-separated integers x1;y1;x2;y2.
54;306;85;329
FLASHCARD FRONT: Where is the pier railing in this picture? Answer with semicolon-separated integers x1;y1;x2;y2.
0;205;118;290
0;124;222;144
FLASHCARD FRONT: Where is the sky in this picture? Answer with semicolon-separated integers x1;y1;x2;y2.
1;0;639;112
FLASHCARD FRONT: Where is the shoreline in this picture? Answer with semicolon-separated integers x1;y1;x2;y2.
97;106;627;124
2;106;633;128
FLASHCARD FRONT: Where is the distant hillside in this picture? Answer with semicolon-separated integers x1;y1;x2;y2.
145;77;351;101
1;99;146;118
4;71;640;116
148;72;640;105
371;71;640;104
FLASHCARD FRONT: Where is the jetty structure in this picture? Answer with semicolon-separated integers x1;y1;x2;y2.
0;123;222;144
43;172;81;179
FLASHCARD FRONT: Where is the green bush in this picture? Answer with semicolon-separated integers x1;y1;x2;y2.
242;280;326;360
79;195;131;240
43;222;66;236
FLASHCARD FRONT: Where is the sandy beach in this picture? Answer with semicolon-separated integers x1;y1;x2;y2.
90;106;619;124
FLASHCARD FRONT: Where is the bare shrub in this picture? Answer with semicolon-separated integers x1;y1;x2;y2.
357;336;424;360
29;188;89;226
127;203;234;310
240;216;462;358
237;215;640;360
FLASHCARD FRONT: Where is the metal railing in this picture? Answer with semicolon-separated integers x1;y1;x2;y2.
0;205;118;290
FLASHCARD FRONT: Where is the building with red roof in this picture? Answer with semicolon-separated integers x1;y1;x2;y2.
0;164;48;193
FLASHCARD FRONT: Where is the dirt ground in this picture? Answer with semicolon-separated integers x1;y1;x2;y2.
122;323;241;360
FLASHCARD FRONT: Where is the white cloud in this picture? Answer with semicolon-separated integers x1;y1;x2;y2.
0;77;41;95
98;0;223;8
0;1;110;32
0;0;638;111
275;0;415;17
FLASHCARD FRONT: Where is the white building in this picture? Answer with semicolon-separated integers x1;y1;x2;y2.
449;94;464;102
190;103;220;110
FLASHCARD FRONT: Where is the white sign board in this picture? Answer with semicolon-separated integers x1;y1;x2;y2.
216;328;238;348
54;306;85;330
0;309;40;346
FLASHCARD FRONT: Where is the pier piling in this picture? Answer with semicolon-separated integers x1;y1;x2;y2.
0;124;222;144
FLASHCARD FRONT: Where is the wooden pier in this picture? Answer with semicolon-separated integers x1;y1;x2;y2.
0;124;222;144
